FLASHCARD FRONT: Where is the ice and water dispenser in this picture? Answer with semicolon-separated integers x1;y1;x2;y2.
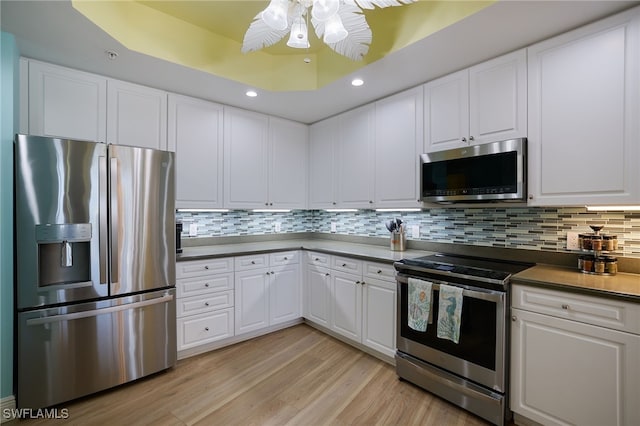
35;223;92;287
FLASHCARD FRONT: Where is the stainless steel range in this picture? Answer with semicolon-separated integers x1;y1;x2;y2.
394;254;533;426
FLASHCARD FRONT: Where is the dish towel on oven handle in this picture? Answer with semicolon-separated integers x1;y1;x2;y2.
408;277;433;332
437;284;463;343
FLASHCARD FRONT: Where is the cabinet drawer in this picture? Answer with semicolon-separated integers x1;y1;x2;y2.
235;254;269;271
307;251;331;267
176;258;234;279
177;290;234;318
176;272;234;298
177;308;234;350
512;284;640;334
270;251;299;266
332;255;363;275
363;261;396;282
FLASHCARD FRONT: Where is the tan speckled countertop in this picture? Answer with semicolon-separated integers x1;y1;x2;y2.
177;239;435;265
512;264;640;301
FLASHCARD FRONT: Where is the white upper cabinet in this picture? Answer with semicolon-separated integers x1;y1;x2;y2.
374;86;424;208
469;49;527;145
269;117;308;210
337;104;375;208
224;107;308;209
224;107;269;209
424;49;527;152
26;59;107;142
527;8;640;206
107;79;168;150
168;94;224;209
308;116;338;209
424;69;469;152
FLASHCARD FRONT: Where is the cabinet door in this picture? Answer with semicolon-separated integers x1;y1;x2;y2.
424;69;469;152
306;265;331;327
224;107;269;209
337;104;375;208
308;117;338;209
107;79;167;149
269;117;308;209
511;308;640;426
374;87;424;208
527;10;640;205
27;60;107;142
362;277;396;358
331;270;362;342
234;269;270;335
168;94;224;209
269;264;300;325
469;49;527;145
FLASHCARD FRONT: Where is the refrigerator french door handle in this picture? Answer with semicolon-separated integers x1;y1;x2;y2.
25;293;174;326
110;157;119;283
99;156;108;285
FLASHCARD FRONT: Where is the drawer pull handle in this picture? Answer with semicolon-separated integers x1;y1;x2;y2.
325;273;330;277
204;266;209;270
205;283;210;287
377;270;382;274
251;261;256;265
315;258;319;261
562;304;570;310
284;257;288;260
361;281;366;286
355;281;361;285
205;302;209;306
342;263;347;267
204;327;209;331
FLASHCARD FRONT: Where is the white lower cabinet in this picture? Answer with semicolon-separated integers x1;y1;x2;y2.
511;284;640;426
305;252;396;359
235;252;301;335
176;258;235;352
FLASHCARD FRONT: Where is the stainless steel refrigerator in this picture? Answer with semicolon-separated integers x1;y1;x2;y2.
14;134;177;409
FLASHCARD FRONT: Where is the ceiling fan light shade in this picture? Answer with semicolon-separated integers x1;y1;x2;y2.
312;0;340;21
323;13;348;44
287;20;310;48
261;0;289;31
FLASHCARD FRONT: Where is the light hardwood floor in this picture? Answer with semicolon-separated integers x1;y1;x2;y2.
11;324;490;425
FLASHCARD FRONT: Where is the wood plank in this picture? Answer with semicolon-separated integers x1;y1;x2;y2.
10;324;491;425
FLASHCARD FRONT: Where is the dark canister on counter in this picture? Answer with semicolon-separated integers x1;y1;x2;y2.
579;234;592;250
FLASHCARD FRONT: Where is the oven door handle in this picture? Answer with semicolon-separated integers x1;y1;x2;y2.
396;275;504;303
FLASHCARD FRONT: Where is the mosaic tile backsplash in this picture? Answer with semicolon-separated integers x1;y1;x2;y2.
176;208;640;258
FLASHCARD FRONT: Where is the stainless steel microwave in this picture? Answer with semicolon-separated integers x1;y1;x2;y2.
420;138;527;203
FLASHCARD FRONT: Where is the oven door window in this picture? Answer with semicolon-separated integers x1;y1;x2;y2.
400;286;497;371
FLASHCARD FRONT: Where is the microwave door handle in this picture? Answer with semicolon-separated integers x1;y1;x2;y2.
110;157;119;283
99;156;108;285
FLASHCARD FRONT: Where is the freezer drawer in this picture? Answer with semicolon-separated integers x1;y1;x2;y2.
17;289;177;409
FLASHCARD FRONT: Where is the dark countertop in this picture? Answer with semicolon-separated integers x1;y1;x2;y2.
512;264;640;302
177;237;640;302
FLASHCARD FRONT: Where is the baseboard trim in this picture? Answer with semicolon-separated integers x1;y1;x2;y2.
0;395;16;423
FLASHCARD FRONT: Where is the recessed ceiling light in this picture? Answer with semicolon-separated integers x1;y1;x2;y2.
246;90;258;97
351;78;364;87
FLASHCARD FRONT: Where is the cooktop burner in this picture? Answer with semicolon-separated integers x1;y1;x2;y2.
395;253;534;289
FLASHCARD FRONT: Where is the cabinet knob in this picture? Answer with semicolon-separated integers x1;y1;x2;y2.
332;202;336;205
469;136;474;141
204;266;209;270
528;194;533;200
325;273;330;277
461;137;467;143
251;261;256;264
512;316;517;322
342;263;347;267
361;281;366;286
369;200;373;204
377;270;382;274
315;258;320;261
284;257;288;260
355;281;361;285
265;202;269;206
269;203;273;206
562;304;570;310
205;283;210;287
266;272;270;275
205;302;209;306
204;327;209;331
